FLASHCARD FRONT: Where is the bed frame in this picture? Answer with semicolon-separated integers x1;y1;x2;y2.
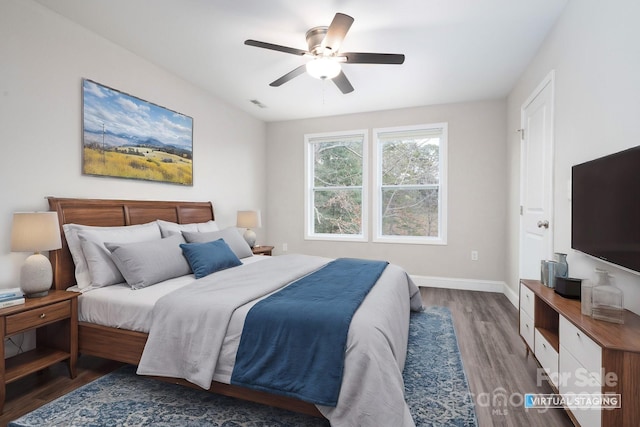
47;196;322;417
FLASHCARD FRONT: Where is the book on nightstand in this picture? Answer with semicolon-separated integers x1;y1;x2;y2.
0;297;25;308
0;288;25;308
0;287;24;302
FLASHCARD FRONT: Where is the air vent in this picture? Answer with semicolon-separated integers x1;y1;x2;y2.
249;99;267;108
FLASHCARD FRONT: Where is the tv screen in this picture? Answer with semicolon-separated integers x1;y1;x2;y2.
571;145;640;274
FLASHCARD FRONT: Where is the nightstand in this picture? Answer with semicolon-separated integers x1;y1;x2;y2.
252;245;274;256
0;290;79;413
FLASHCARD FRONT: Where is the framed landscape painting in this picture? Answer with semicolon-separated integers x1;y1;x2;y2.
82;79;193;185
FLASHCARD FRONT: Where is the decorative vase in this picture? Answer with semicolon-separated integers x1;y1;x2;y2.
541;260;557;288
581;280;593;315
591;269;624;324
554;253;568;278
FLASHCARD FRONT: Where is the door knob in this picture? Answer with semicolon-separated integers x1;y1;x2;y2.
537;220;549;229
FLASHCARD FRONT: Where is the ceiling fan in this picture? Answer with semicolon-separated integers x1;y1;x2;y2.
244;13;405;94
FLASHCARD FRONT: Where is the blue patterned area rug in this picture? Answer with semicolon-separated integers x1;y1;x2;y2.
10;307;476;427
406;307;478;427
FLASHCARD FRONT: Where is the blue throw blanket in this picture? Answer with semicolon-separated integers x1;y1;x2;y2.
230;258;389;406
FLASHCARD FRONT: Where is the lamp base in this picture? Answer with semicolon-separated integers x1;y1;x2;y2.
25;290;50;298
20;253;53;298
243;229;257;248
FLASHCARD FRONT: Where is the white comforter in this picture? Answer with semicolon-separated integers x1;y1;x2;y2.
137;254;423;427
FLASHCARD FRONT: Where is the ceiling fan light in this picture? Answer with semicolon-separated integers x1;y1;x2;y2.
306;57;341;80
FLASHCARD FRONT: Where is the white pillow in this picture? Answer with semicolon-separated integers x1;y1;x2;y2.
72;222;161;289
62;223;95;289
157;219;219;238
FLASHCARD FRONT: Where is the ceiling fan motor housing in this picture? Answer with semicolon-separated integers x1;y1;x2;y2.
306;26;329;55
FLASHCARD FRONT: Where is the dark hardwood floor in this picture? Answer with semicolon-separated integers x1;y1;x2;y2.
0;356;123;427
421;287;574;427
1;288;573;427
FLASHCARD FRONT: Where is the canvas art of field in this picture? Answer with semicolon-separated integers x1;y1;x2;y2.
82;79;193;185
83;147;192;185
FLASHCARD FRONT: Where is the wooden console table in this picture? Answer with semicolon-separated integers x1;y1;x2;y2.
519;279;640;427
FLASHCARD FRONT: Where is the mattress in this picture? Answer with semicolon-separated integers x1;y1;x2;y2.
73;255;268;383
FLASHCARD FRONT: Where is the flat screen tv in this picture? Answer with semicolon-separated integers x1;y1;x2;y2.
571;145;640;274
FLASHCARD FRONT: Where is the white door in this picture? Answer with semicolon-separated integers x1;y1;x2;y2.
519;71;555;280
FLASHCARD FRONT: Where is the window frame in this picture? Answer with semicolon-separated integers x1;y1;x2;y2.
372;123;448;245
304;129;369;242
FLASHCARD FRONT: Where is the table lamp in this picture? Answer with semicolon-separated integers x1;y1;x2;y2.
236;210;261;248
11;212;62;297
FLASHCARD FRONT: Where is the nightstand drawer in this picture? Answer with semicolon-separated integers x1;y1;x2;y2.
5;300;71;336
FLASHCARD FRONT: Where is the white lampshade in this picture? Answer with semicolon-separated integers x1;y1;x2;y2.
237;210;261;248
11;212;62;253
11;212;62;297
306;57;341;80
236;210;261;229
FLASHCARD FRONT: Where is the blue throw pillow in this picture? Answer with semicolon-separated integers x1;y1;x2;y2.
180;239;242;279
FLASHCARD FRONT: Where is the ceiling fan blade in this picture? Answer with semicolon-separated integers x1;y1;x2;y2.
332;70;354;94
340;52;405;64
245;39;309;56
270;64;307;87
322;13;354;53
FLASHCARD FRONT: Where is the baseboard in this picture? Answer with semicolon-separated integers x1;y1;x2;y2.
502;284;519;308
412;275;519;308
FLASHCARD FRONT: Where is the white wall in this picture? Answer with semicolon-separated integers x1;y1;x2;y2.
267;100;508;284
0;0;267;288
507;0;640;314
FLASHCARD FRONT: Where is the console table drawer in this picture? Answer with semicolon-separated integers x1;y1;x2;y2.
559;345;602;427
520;309;534;350
535;329;558;388
5;300;71;336
520;282;535;317
560;316;602;384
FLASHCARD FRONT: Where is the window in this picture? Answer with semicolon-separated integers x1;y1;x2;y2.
373;123;448;244
305;130;368;241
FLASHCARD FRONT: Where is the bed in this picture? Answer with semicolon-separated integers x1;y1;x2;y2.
47;196;422;427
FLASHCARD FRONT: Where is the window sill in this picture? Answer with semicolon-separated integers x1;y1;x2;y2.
372;236;447;245
304;234;368;243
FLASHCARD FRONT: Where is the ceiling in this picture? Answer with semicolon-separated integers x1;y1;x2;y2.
35;0;568;122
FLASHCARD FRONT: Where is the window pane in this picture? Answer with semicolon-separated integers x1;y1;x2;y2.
314;140;363;187
381;138;439;186
314;189;362;235
380;188;439;237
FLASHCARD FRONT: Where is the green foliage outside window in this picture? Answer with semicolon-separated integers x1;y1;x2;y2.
312;140;363;235
380;138;440;237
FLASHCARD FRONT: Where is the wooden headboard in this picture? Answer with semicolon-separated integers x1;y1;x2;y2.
47;197;215;290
